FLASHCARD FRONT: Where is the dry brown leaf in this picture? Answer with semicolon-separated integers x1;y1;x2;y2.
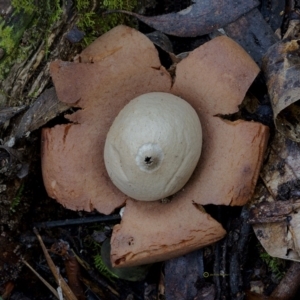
250;132;300;261
0;106;26;126
224;8;279;66
107;0;259;37
16;88;69;139
262;20;300;142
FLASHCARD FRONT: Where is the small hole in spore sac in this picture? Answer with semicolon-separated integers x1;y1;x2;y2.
144;156;152;165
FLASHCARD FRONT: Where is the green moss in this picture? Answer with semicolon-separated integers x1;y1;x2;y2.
76;0;138;46
0;0;63;80
11;0;36;14
0;12;34;80
84;234;118;281
0;19;39;80
11;0;62;21
10;183;25;213
94;253;118;281
0;20;14;55
260;251;285;280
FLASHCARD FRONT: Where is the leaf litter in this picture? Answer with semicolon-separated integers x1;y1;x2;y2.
106;0;259;37
2;1;300;299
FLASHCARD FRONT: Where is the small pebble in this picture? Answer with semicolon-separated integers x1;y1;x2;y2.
65;25;85;43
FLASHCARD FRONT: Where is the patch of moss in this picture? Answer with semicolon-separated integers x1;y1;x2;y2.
94;252;118;281
0;12;34;80
0;20;14;55
0;0;63;80
12;0;62;22
11;0;35;14
10;183;25;213
84;233;118;281
76;0;138;46
260;251;286;280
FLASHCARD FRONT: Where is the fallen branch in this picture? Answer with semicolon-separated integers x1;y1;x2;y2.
271;262;300;299
33;228;78;300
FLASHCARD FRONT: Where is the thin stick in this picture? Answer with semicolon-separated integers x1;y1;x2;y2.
34;215;121;228
33;227;78;300
22;259;60;299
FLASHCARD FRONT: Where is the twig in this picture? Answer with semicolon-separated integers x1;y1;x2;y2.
22;259;59;299
34;215;121;228
33;228;78;300
248;199;300;224
50;241;86;300
74;253;120;298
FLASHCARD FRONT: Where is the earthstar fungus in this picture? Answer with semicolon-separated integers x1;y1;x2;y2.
42;25;269;267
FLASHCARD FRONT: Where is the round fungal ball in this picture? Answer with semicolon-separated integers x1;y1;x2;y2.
104;92;202;201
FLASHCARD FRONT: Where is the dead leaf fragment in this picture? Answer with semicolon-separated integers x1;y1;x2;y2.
262;20;300;142
251;132;300;261
271;261;300;300
0;106;26;126
224;8;279;66
249;199;300;224
109;0;259;37
164;250;205;300
261;0;285;32
15;88;69;139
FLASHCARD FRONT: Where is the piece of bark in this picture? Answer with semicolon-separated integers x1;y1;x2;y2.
145;31;173;53
195;284;216;300
15;88;69;139
108;0;259;37
262;20;300;142
0;106;26;126
229;208;252;300
211;207;253;300
260;0;285;32
249;199;300;224
164;249;204;300
224;8;279;66
251;132;300;261
271;262;300;299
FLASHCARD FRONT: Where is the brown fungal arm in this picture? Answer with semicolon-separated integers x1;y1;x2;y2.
111;198;226;267
43;26;172;214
